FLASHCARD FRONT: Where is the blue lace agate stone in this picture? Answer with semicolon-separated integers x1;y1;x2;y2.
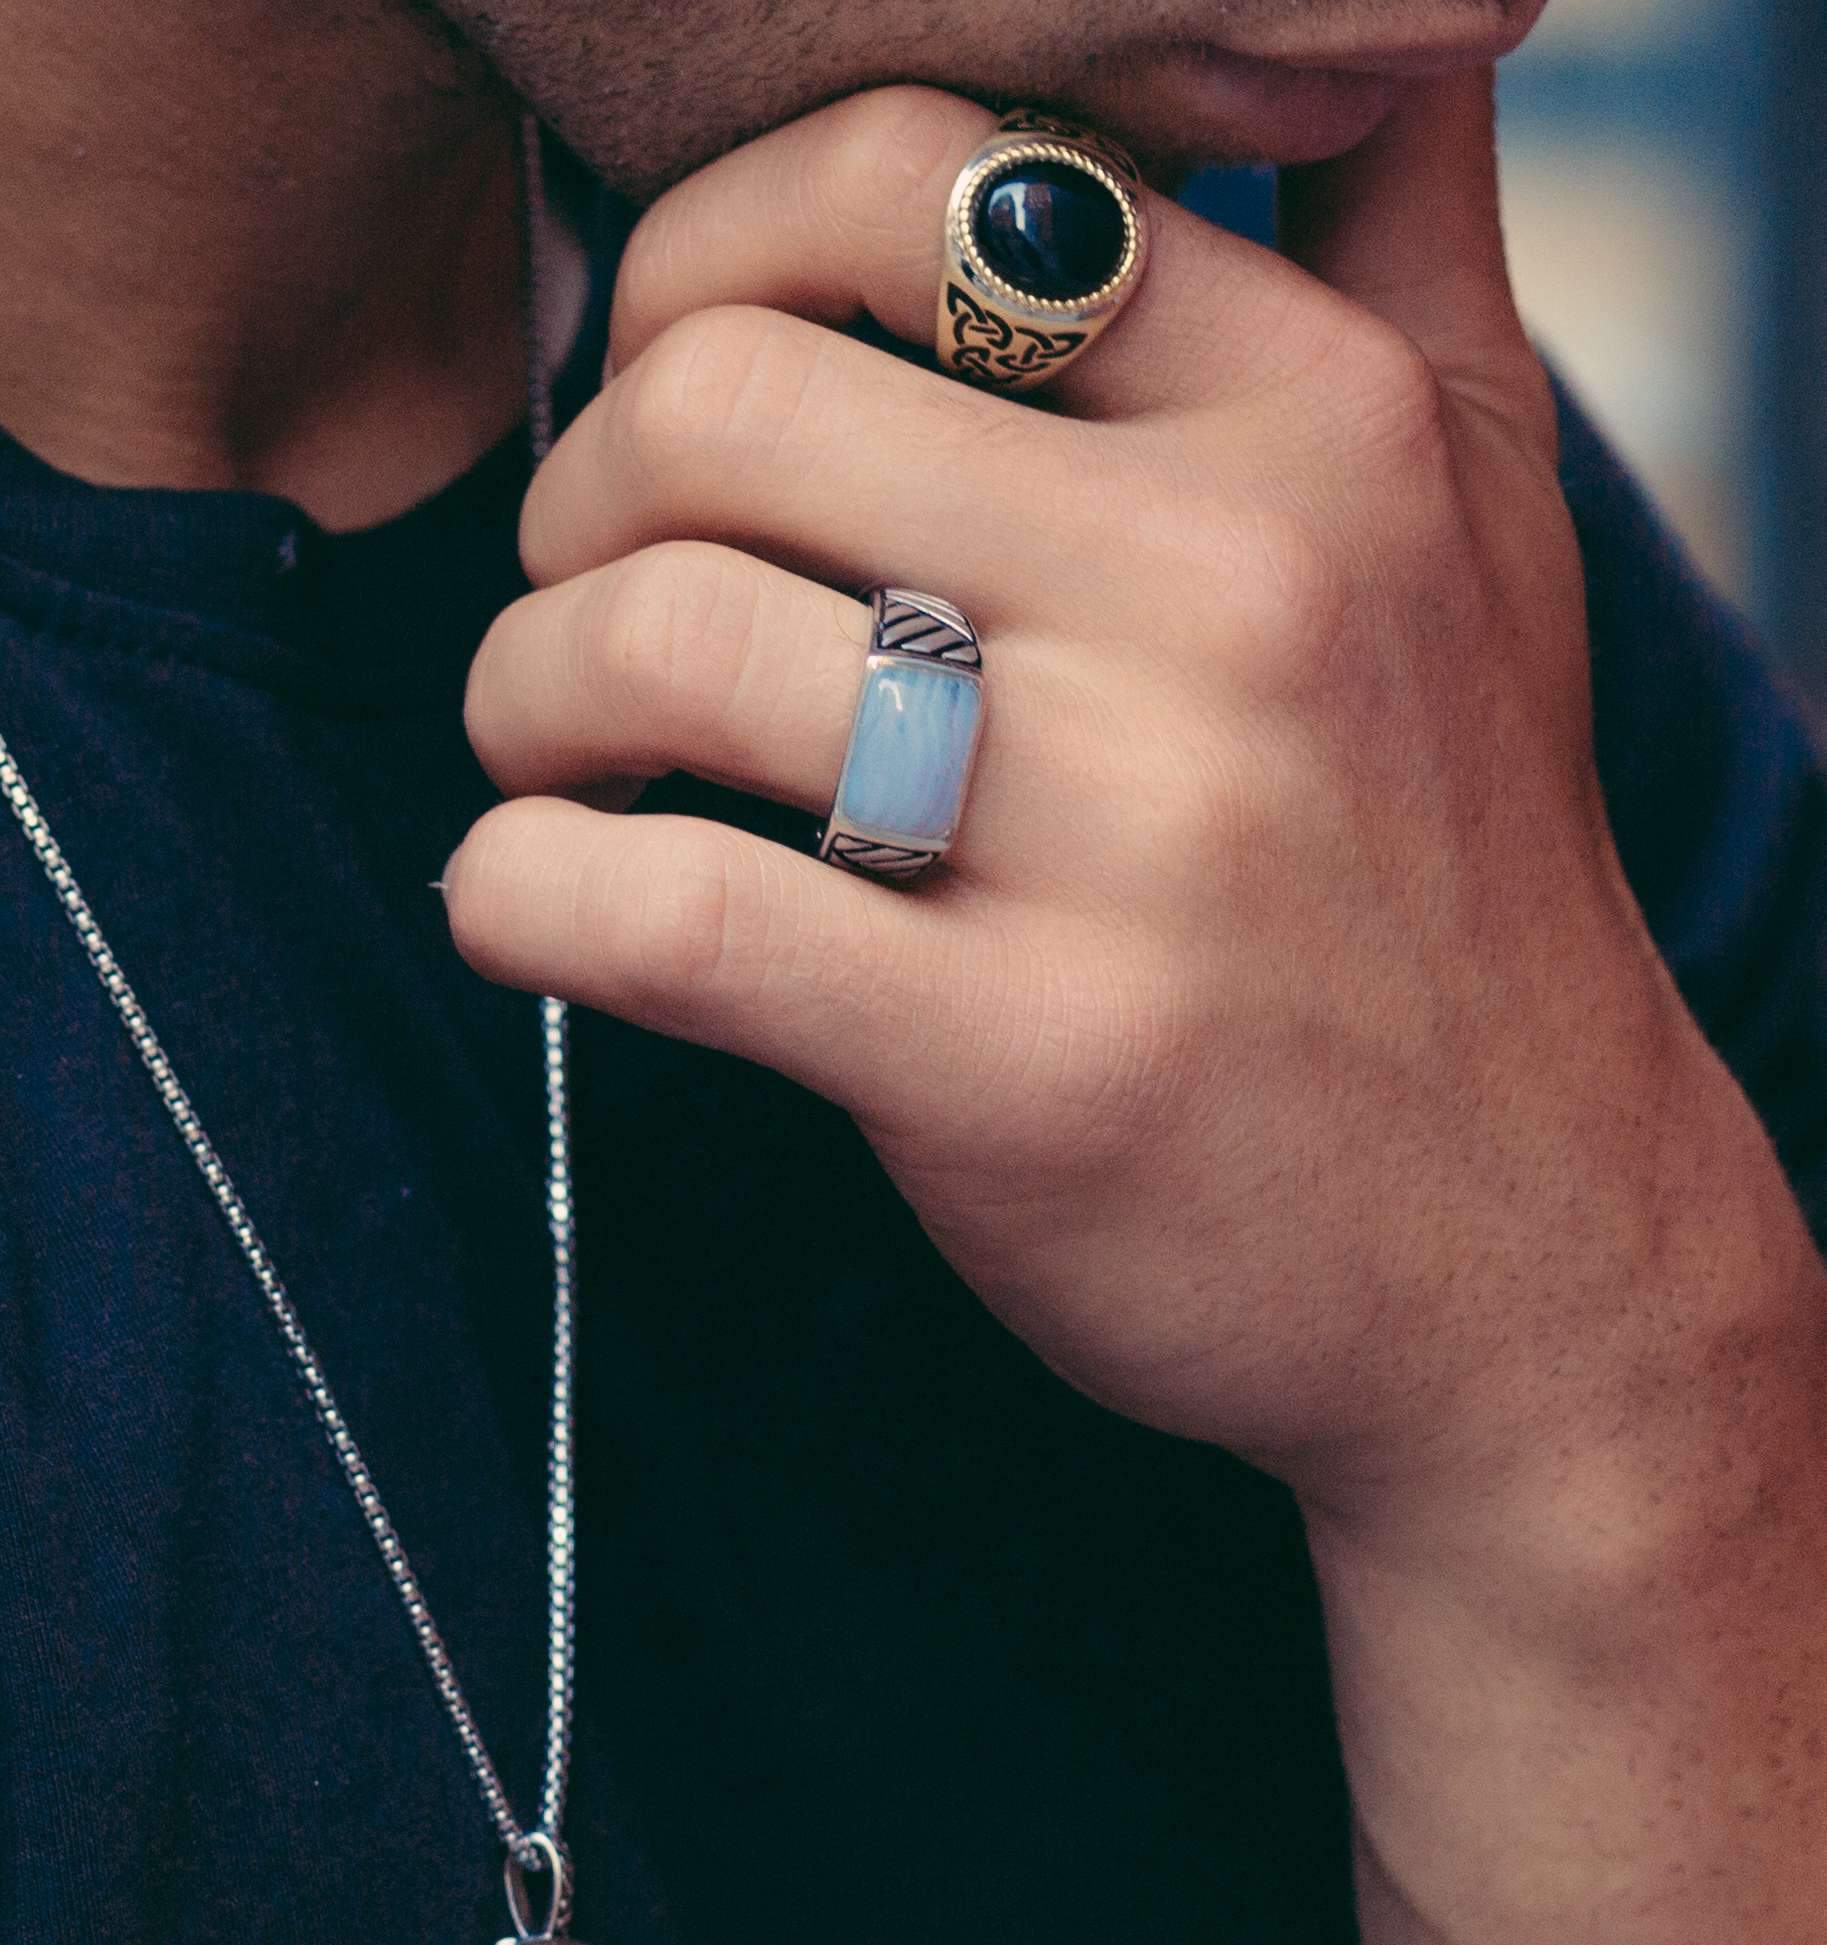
835;660;983;843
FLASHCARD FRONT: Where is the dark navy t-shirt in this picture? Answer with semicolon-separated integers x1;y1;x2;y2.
3;286;1825;1940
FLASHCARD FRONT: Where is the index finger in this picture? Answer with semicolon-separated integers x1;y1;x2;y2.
1280;70;1553;447
606;85;1356;421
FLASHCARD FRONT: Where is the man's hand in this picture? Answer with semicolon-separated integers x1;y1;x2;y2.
446;77;1827;1938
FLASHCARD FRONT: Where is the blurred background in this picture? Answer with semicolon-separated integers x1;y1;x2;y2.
1185;0;1827;722
1499;0;1825;716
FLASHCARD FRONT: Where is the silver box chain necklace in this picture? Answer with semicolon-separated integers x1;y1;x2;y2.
0;113;587;1945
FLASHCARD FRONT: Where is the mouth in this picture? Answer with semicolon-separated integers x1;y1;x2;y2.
1058;13;1540;172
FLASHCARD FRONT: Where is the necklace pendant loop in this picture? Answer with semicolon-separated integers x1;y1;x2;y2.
502;1829;575;1941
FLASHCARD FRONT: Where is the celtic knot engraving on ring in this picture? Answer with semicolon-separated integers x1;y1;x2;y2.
945;284;1088;388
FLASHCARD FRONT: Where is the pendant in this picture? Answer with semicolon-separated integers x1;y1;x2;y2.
499;1832;579;1944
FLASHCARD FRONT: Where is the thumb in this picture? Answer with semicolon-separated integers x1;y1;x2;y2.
1279;68;1546;429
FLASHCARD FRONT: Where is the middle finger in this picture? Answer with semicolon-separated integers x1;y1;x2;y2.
605;86;1341;424
519;300;1115;603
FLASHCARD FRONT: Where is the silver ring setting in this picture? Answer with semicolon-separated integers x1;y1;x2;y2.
818;588;985;884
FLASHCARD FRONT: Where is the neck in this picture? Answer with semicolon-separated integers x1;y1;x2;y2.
0;3;545;530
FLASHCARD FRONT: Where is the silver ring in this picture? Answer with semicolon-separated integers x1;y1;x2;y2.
818;588;986;884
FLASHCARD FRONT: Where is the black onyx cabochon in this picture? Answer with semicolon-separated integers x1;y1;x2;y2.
970;160;1129;305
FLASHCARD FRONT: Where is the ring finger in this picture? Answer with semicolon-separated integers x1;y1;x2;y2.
466;539;1106;890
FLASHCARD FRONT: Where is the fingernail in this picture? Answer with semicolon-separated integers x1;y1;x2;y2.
432;847;462;898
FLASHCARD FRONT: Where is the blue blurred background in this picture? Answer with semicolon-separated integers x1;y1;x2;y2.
1500;0;1824;718
1186;0;1827;724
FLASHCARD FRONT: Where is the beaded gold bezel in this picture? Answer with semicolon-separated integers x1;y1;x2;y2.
946;138;1145;321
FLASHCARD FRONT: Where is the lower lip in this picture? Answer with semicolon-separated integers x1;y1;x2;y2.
1101;46;1402;168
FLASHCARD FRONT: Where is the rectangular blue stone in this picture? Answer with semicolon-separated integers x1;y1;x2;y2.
834;657;983;845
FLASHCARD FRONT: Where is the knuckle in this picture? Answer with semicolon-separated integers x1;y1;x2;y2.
971;929;1194;1176
1243;507;1351;661
1137;720;1335;942
463;594;536;775
818;86;984;241
610;195;691;351
626;829;759;1017
443;799;546;983
1337;316;1451;465
587;540;742;739
615;305;820;491
1149;730;1262;897
1492;344;1562;465
612;317;707;487
1154;749;1235;870
1364;319;1442;417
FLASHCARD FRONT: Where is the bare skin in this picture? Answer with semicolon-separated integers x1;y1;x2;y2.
0;1;525;524
6;1;1827;1939
435;0;1544;194
0;0;1543;522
